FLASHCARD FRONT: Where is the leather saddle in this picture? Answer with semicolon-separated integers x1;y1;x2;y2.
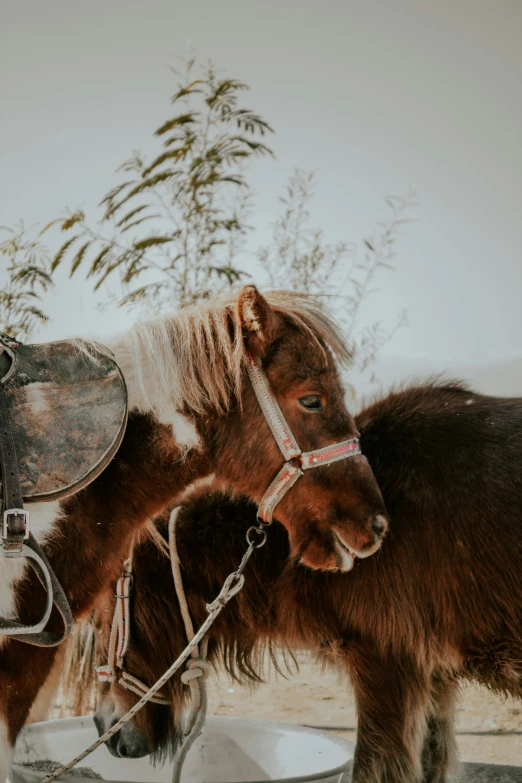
0;333;127;645
0;333;127;502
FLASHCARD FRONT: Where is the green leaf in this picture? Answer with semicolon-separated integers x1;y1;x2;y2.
124;170;182;200
70;241;92;276
100;183;134;206
61;211;85;231
122;255;147;284
115;205;150;228
155;113;197;136
170;80;203;103
38;219;60;236
93;260;122;292
219;176;245;186
119;284;158;307
142;149;187;176
88;245;113;277
120;215;159;234
51;235;81;272
132;236;173;250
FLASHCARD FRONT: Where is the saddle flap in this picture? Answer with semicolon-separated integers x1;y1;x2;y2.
0;338;127;502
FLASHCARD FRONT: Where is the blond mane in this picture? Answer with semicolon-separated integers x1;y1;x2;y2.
108;289;350;419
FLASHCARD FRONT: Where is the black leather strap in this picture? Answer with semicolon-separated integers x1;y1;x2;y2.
0;369;27;552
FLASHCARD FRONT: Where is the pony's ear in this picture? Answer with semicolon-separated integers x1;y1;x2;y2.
238;285;280;356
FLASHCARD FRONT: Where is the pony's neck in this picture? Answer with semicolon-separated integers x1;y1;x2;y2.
41;413;211;621
176;502;290;626
107;333;200;450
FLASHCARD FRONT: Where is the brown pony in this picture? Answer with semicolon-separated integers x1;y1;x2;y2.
0;285;386;781
91;381;522;783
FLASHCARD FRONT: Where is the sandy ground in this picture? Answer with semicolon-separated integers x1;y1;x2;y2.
46;651;521;768
205;654;522;768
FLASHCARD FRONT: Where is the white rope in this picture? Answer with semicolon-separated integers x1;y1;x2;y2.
118;671;171;705
168;508;197;650
168;507;210;783
172;644;210;783
40;553;249;783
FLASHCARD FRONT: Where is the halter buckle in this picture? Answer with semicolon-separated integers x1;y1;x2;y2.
2;508;30;554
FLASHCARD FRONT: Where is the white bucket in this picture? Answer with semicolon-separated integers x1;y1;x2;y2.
11;716;354;783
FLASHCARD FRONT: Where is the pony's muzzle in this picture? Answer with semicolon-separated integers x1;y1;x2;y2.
333;512;388;569
356;512;388;557
371;513;388;539
93;711;151;759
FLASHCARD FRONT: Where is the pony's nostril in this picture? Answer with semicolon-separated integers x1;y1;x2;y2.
371;514;388;538
111;722;151;759
117;738;132;759
116;735;145;759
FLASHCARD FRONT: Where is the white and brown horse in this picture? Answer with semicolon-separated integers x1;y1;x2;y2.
0;285;387;780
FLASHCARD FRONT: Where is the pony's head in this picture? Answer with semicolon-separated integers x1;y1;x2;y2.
213;286;388;570
91;494;290;760
114;285;387;571
91;571;183;760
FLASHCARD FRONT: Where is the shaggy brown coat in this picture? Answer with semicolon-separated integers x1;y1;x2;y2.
94;381;522;783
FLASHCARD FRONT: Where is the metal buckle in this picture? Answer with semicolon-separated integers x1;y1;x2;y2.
2;508;30;541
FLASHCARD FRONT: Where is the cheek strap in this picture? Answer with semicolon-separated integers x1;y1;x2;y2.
245;354;361;524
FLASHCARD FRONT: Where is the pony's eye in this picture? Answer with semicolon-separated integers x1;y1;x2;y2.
299;394;323;411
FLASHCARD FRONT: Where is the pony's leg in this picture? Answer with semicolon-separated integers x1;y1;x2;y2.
421;673;461;783
345;642;431;783
0;641;57;783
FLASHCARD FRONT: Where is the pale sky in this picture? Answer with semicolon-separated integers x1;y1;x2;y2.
2;0;522;382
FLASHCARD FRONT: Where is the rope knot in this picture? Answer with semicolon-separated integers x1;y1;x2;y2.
206;572;245;613
180;658;211;685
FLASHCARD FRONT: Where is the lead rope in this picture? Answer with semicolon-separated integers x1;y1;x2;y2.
40;513;268;783
168;507;211;783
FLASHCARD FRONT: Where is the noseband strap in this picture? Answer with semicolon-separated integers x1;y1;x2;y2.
246;354;362;524
96;545;170;705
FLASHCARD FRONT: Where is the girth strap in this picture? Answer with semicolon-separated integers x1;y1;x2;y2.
0;335;73;646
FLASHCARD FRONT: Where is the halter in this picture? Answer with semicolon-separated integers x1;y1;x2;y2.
95;511;213;719
96;542;170;705
246;354;361;523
